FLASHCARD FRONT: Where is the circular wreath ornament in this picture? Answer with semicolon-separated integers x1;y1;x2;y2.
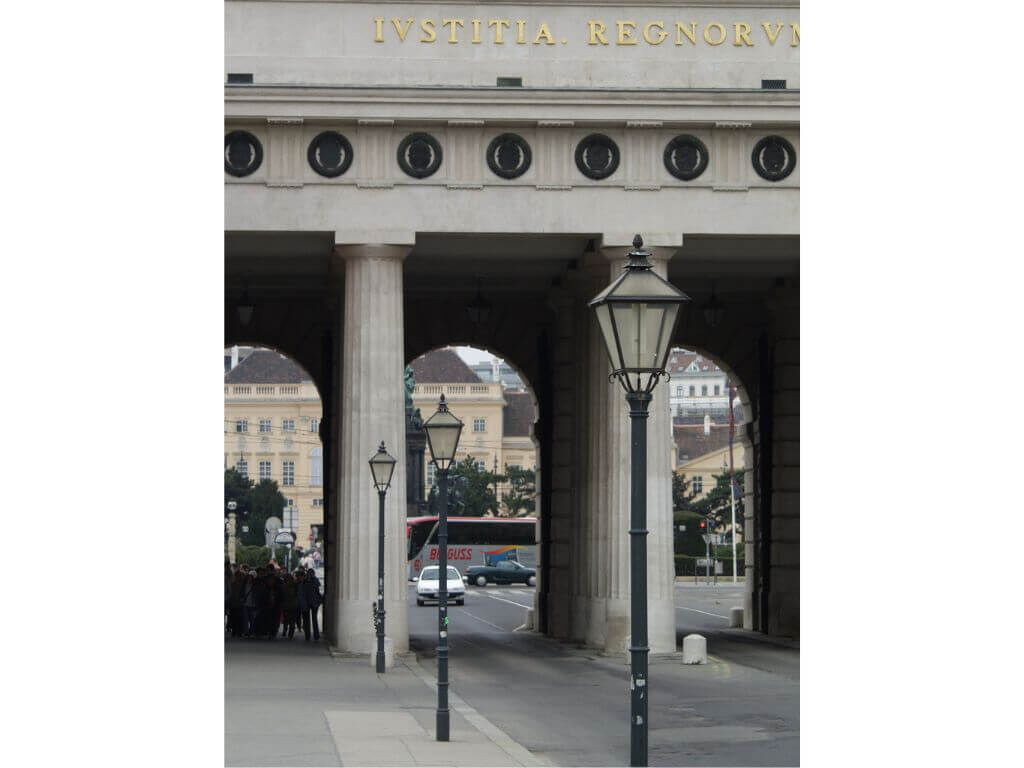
397;132;443;178
224;131;263;177
751;135;797;181
486;133;532;179
663;135;709;181
308;131;354;178
575;133;620;180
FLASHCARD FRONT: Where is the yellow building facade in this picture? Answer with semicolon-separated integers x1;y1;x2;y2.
224;348;324;547
409;349;537;507
676;444;746;502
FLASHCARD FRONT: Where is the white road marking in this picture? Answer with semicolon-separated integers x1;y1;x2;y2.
458;607;507;631
676;606;730;620
479;591;534;609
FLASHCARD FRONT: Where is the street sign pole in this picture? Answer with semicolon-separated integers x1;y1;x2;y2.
705;529;710;586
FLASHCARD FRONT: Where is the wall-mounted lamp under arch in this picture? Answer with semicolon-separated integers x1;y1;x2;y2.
237;285;254;326
702;282;725;328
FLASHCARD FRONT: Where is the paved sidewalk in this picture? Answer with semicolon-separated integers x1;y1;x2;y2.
225;636;546;767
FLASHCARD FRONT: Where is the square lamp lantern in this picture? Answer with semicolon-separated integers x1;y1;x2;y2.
369;441;397;491
422;395;464;470
589;235;690;393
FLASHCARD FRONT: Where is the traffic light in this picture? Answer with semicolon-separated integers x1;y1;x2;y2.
698;519;707;533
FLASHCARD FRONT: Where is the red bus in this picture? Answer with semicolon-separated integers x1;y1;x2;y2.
406;516;537;578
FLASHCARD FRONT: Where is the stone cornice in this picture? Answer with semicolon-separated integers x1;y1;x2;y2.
226;0;799;7
226;86;799;126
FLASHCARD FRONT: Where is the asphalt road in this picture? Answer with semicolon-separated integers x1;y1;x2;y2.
407;581;799;766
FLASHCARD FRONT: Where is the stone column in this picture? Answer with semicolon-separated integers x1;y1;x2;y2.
545;287;577;640
331;243;411;656
643;248;679;654
584;236;679;654
581;254;629;651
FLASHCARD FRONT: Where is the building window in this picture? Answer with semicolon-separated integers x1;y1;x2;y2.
689;386;695;396
701;385;708;396
282;419;295;432
675;386;683;396
426;463;437;488
309;418;319;433
475;458;486;472
714;385;721;396
282;461;295;486
676;406;683;417
310;447;323;487
235;458;248;478
283;506;298;532
258;460;271;481
259;419;271;433
473;417;486;433
693;475;703;494
235;419;248;433
312;498;323;508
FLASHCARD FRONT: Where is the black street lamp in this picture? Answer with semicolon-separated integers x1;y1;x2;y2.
422;394;464;742
368;441;397;674
589;235;689;767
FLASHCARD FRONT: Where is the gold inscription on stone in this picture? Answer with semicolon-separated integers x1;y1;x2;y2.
442;18;464;44
761;22;784;46
676;22;698;46
703;23;726;46
489;19;510;44
420;19;436;43
643;22;667;46
617;21;639;46
535;23;556;46
734;23;754;47
371;19;800;47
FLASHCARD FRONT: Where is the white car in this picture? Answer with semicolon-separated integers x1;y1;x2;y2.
416;565;466;606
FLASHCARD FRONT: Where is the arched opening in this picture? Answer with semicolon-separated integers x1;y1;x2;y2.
404;344;542;650
663;345;756;638
223;344;326;636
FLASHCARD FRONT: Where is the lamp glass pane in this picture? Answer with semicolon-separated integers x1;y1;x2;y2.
424;405;463;467
654;303;681;369
426;424;461;465
611;303;642;370
369;453;396;488
641;302;679;370
594;303;620;370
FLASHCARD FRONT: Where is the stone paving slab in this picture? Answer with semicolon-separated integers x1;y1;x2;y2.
226;636;543;767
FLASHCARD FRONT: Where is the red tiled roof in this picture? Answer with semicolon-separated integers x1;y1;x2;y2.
666;349;721;374
409;348;482;383
674;423;733;465
503;391;535;437
224;349;310;384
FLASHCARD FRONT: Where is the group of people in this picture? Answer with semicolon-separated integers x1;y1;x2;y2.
225;561;323;642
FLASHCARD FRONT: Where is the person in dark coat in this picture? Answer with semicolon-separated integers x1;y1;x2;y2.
252;569;270;638
229;571;247;637
263;571;281;639
298;568;321;642
279;573;299;639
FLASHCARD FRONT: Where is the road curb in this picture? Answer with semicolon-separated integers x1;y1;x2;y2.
401;654;548;766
